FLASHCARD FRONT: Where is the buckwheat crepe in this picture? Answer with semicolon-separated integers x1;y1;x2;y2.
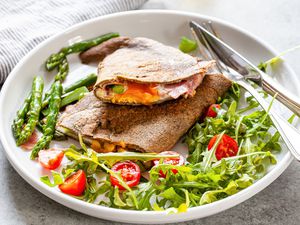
91;37;214;105
57;74;232;153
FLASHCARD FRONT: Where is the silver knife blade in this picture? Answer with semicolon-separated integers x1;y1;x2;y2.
190;21;261;81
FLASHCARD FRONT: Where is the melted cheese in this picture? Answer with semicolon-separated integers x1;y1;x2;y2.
111;82;160;105
91;140;116;153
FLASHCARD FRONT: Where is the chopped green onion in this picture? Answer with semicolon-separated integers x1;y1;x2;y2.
112;85;125;94
179;36;197;53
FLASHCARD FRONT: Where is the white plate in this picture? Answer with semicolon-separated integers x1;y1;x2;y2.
0;10;299;224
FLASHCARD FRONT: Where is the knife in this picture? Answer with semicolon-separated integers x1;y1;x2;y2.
190;20;300;117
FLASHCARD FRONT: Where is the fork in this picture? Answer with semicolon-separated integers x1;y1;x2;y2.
190;21;300;161
191;21;300;117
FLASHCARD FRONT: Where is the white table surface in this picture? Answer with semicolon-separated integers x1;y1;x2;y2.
1;0;300;224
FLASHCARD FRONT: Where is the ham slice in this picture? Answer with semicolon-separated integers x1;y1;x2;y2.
159;73;203;99
20;130;38;150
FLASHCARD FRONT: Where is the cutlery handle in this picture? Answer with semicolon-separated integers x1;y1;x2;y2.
261;74;300;117
271;113;300;161
237;80;300;161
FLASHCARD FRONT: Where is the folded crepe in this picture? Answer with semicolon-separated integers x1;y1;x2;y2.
92;37;214;105
57;74;232;153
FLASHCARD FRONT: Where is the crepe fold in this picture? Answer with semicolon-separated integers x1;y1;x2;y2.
57;74;232;153
93;37;214;105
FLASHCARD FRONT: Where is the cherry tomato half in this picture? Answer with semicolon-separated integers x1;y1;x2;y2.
152;151;185;178
59;170;86;196
110;161;141;190
208;134;238;160
38;148;64;170
206;104;221;118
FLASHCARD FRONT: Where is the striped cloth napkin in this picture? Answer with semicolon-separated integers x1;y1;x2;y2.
0;0;147;85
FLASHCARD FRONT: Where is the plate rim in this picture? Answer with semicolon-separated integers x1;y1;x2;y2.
0;9;295;223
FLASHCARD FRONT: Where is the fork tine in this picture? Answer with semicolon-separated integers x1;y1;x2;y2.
199;23;231;73
190;21;224;74
199;21;249;75
205;21;221;39
199;31;224;73
190;21;230;74
190;27;212;62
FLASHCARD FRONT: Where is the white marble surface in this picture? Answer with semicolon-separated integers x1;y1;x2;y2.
1;0;300;224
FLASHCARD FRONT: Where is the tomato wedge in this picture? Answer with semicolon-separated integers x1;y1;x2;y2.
59;170;86;196
110;161;141;190
208;134;238;160
206;104;221;118
38;148;64;170
152;151;185;178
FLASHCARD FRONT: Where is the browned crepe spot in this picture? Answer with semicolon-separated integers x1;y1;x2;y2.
79;36;130;64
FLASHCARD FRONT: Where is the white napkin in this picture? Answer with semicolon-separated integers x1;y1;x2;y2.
0;0;147;84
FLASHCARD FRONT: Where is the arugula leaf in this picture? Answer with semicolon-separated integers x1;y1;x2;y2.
152;203;164;211
202;131;225;171
262;114;296;152
62;168;76;178
40;171;64;187
96;151;180;167
200;174;253;205
113;188;127;207
258;44;300;72
257;62;268;73
160;187;185;207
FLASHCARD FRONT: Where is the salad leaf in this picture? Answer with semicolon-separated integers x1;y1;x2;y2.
261;114;296;152
97;152;180;167
160;187;185;207
114;188;127;207
258;44;300;72
62;168;76;178
40;171;64;187
64;147;180;167
202;131;225;171
200;174;253;205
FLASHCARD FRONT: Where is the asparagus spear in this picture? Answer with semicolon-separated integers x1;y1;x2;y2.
61;86;89;107
42;94;51;109
16;77;44;145
37;119;67;141
31;81;62;159
42;57;69;108
45;32;119;71
12;93;31;139
42;86;88;115
63;73;97;94
54;57;69;82
42;72;97;111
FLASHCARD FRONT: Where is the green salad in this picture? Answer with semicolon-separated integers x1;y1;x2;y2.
40;82;289;212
